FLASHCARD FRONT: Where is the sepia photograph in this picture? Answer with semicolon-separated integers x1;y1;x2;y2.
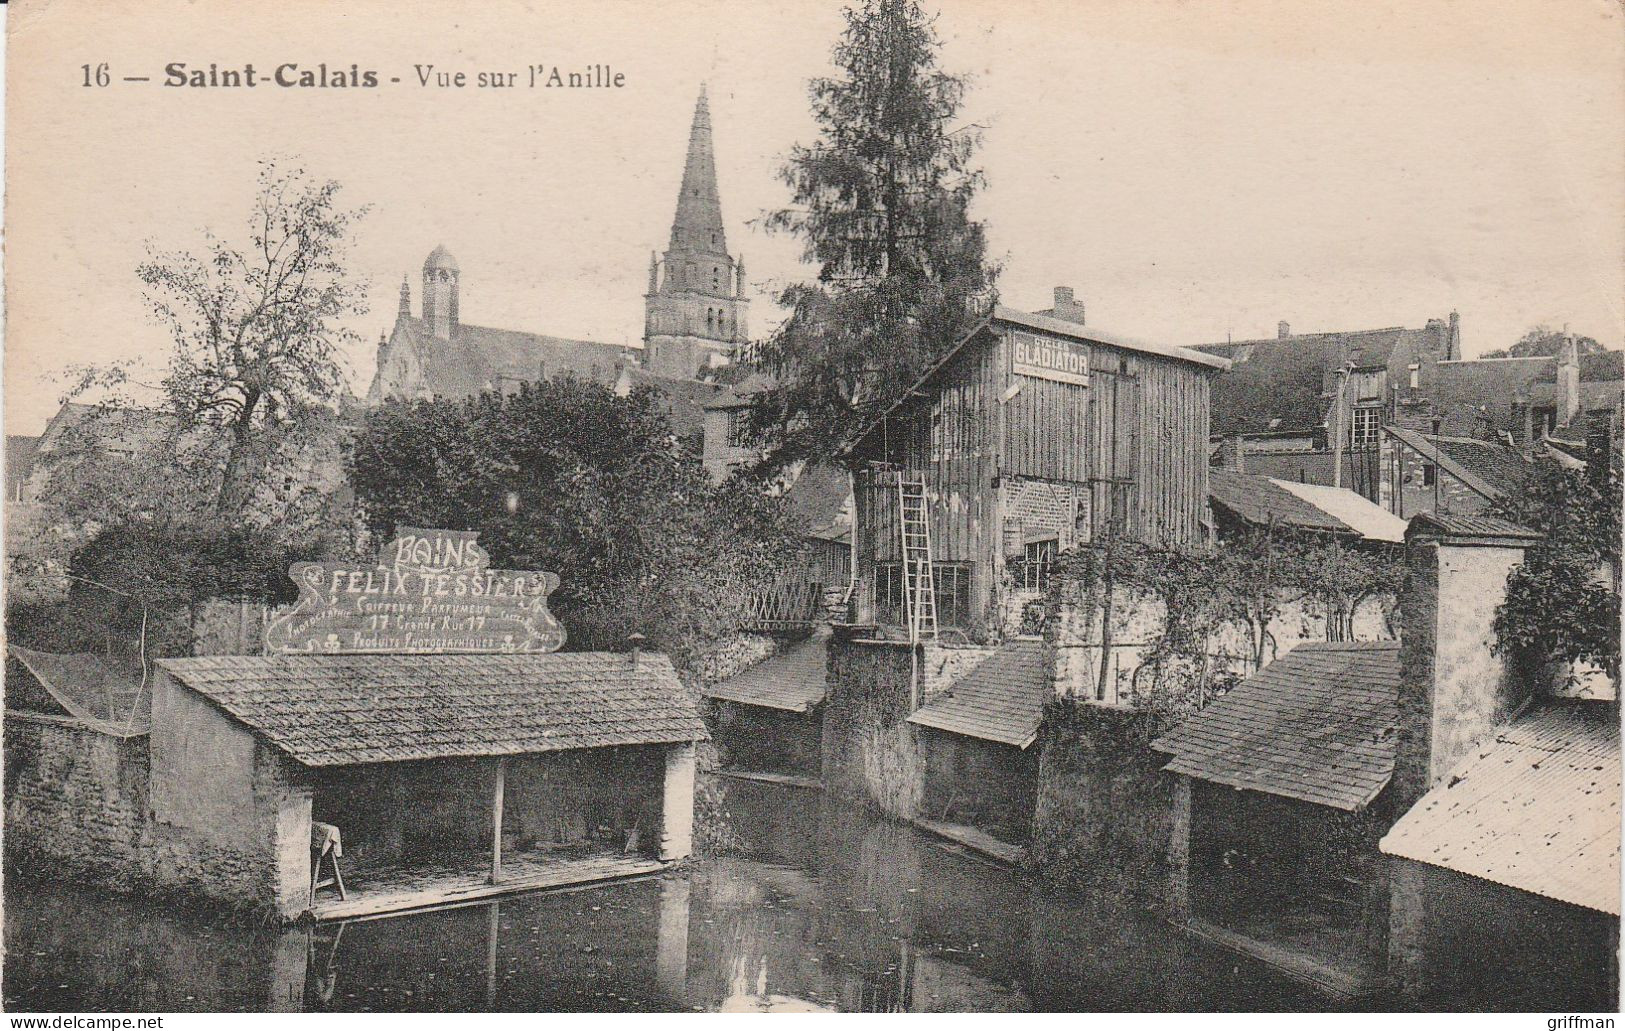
1;0;1620;1018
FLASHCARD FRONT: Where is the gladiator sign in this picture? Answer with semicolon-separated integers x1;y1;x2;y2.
1012;331;1090;387
264;527;566;654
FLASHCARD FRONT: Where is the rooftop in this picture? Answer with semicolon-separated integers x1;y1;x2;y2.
1384;426;1532;501
387;318;628;399
907;638;1049;748
1381;704;1620;916
1152;641;1400;811
157;651;707;767
1406;511;1542;542
702;627;829;713
1209;469;1405;542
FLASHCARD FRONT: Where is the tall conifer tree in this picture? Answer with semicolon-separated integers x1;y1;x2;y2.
752;0;997;465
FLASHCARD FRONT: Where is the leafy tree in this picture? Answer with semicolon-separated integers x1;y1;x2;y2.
349;378;799;669
1478;325;1603;360
750;0;998;465
1491;461;1622;682
69;158;369;518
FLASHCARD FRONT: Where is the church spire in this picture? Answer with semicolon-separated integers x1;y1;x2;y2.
669;84;728;257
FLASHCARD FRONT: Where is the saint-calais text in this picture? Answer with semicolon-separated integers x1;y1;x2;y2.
156;63;626;89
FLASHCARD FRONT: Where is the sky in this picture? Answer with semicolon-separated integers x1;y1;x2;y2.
4;0;1622;435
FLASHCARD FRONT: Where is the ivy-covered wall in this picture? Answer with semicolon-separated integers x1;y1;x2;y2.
1043;533;1402;715
822;631;923;820
1029;699;1176;908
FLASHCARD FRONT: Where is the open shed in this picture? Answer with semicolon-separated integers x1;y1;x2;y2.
150;650;707;920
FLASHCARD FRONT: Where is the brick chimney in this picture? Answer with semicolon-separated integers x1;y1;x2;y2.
1447;310;1461;361
1558;333;1581;427
1277;321;1291;339
1050;286;1086;325
1391;515;1543;813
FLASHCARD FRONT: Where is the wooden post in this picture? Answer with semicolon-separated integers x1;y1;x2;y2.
490;757;507;884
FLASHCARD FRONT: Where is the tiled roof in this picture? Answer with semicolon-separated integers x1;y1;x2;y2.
1532;350;1625;384
8;646;151;735
156;652;707;767
1198;327;1430;435
38;403;179;459
1381;704;1620;915
1406;512;1541;542
907;638;1049;748
394;318;628;398
702;627;829;713
1152;641;1400;811
1209;469;1358;536
1386;426;1532;501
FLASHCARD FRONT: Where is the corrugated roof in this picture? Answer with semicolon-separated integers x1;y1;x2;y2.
1381;704;1620;915
907;638;1049;748
1152;641;1400;811
8;646;151;735
157;652;707;767
1406;511;1541;542
702;628;829;713
1271;479;1408;543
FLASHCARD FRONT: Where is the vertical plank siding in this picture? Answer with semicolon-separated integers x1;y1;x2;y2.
850;320;1213;631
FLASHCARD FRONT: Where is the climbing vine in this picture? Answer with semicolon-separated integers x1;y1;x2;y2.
1041;528;1406;721
1491;461;1622;683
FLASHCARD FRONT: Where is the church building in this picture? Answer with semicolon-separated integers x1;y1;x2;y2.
367;245;632;403
642;86;751;380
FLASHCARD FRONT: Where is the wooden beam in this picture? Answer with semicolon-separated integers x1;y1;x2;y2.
490;757;507;885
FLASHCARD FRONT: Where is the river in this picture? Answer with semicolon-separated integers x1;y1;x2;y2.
5;778;1342;1012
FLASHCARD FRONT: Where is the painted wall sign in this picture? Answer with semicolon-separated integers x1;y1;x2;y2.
1011;331;1090;386
264;527;566;654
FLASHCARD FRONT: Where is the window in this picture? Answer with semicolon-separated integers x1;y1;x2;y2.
726;409;750;449
1421;463;1436;487
872;561;972;629
934;563;973;628
1014;538;1058;592
1351;406;1381;450
874;563;905;626
1408;363;1420;390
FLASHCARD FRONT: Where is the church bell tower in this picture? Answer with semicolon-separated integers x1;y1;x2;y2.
642;85;749;379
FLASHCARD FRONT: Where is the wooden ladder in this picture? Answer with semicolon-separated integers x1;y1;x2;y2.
896;475;938;642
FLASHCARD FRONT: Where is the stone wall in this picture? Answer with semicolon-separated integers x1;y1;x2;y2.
4;713;152;892
1052;579;1394;707
1029;701;1175;907
823;632;922;820
4;711;306;918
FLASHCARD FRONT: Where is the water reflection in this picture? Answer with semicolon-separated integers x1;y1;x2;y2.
5;778;1337;1012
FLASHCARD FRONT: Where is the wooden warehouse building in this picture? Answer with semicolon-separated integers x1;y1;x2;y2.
843;304;1230;640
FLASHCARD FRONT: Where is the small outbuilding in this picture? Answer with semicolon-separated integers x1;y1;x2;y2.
907;638;1049;854
703;628;830;778
151;650;707;921
1154;640;1401;995
1382;702;1620;1009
